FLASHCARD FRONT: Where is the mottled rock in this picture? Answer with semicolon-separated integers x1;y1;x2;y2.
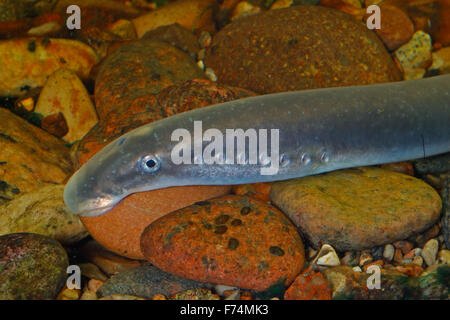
142;23;200;58
284;268;332;300
0;233;69;299
0;185;87;245
141;195;305;291
95;40;206;120
205;5;401;94
0;38;98;96
394;31;432;71
0;108;72;203
271;167;442;251
132;0;217;38
35;68;98;142
97;265;212;299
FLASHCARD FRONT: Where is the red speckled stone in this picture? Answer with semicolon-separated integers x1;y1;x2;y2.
141;195;305;291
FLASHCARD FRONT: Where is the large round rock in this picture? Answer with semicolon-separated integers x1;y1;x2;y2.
141;195;305;291
205;5;402;94
0;233;69;299
95;40;206;119
271;167;442;251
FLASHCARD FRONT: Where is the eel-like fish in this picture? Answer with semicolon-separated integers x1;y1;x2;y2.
64;75;450;217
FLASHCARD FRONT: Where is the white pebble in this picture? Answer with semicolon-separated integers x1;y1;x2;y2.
205;68;217;82
421;238;439;267
383;244;395;261
313;244;340;267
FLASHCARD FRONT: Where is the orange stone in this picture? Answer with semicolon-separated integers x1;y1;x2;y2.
284;268;332;300
80;186;231;259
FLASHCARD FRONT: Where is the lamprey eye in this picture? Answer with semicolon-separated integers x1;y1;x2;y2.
141;155;161;173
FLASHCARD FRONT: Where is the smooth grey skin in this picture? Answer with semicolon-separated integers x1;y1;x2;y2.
64;75;450;216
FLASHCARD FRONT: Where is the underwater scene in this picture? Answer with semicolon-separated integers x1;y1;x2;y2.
0;0;449;306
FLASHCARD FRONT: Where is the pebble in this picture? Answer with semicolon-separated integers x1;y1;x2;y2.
429;47;450;75
198;31;212;48
372;4;414;51
383;244;395;262
57;287;81;300
97;265;212;299
35;68;98;142
437;249;450;264
393;240;414;255
132;0;216;38
0;38;98;96
80;289;98;300
27;21;61;37
312;244;340;268
341;251;359;266
0;108;72;204
271;167;442;251
106;19;137;40
0;233;68;299
0;185;88;245
99;295;146;300
421;239;439;267
270;0;295;9
215;284;238;297
79;263;108;282
205;5;401;95
171;288;220;300
79;240;144;276
413;256;424;267
359;250;373;267
205;67;218;82
141;195;305;291
231;1;263;21
284;268;332;300
393;249;404;265
394;31;432;71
